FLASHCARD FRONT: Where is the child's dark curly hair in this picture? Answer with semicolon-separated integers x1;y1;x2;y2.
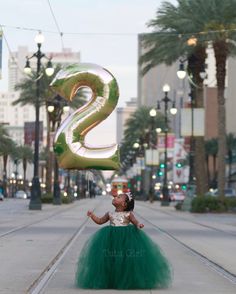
123;193;135;211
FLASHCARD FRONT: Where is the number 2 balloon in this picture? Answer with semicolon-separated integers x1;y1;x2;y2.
50;63;120;170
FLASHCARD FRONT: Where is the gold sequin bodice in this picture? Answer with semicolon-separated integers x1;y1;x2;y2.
109;211;131;226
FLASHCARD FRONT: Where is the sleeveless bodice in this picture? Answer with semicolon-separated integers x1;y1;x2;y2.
109;211;131;226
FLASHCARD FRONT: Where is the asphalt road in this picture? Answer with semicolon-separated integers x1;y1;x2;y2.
0;197;235;294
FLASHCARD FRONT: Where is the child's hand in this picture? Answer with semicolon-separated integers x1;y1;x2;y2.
87;210;93;217
138;223;144;229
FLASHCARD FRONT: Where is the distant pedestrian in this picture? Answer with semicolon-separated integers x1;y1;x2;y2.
75;192;172;289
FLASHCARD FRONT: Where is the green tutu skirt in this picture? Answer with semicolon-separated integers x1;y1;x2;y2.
75;225;172;289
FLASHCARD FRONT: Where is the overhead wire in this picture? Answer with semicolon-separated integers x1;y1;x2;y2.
0;22;236;41
0;24;138;36
2;23;236;37
46;0;65;50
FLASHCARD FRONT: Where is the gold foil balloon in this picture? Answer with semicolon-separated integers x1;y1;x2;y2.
50;63;120;170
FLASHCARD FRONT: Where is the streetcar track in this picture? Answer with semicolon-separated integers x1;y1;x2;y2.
136;208;236;285
0;200;89;239
27;216;88;294
24;199;236;293
138;201;236;237
26;200;102;294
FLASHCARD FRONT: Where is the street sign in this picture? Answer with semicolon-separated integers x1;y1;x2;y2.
24;121;43;146
145;149;159;165
173;139;189;183
181;108;205;136
157;133;175;150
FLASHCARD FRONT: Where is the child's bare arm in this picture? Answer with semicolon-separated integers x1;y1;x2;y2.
87;211;109;225
129;212;144;229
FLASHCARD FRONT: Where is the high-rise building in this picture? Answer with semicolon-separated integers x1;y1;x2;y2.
116;97;137;144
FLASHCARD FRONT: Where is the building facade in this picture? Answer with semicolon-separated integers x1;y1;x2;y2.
116;97;137;144
138;34;236;138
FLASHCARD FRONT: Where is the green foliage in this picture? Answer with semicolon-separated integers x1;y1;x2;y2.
0;125;16;157
41;192;74;204
140;0;236;74
13;63;86;110
120;106;166;172
190;196;236;213
175;202;183;211
191;197;207;212
13;64;62;107
225;197;236;212
61;195;72;204
41;193;53;203
205;138;218;156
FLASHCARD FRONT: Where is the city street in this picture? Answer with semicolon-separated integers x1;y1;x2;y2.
2;1;236;293
0;196;235;293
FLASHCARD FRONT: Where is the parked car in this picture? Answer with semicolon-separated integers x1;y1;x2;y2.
26;190;31;199
207;188;236;197
15;190;27;199
0;193;4;201
170;191;186;202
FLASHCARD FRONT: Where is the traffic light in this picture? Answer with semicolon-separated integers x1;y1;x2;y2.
160;163;165;169
182;184;187;190
176;162;182;168
158;170;163;176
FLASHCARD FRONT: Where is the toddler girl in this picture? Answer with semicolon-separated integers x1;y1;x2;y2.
75;192;172;289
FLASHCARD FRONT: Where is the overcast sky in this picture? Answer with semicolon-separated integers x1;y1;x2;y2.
0;0;176;148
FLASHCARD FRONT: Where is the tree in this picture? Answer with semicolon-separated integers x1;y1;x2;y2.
174;0;236;198
16;145;34;187
205;138;218;188
140;0;236;198
226;133;236;186
0;125;17;197
120;106;166;169
13;65;61;194
139;1;208;196
13;65;86;194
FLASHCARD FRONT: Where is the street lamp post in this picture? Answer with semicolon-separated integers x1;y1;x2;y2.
24;32;54;210
189;91;195;185
149;108;157;202
157;84;177;206
47;95;70;205
177;60;207;187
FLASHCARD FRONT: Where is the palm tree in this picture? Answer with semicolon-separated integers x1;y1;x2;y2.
14;65;87;194
13;65;61;194
120;106;166;166
139;1;208;196
16;145;34;188
0;126;17;197
140;0;236;198
205;138;218;188
177;0;236;199
226;133;236;186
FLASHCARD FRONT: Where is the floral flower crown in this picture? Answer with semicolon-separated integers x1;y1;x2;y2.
125;192;133;201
